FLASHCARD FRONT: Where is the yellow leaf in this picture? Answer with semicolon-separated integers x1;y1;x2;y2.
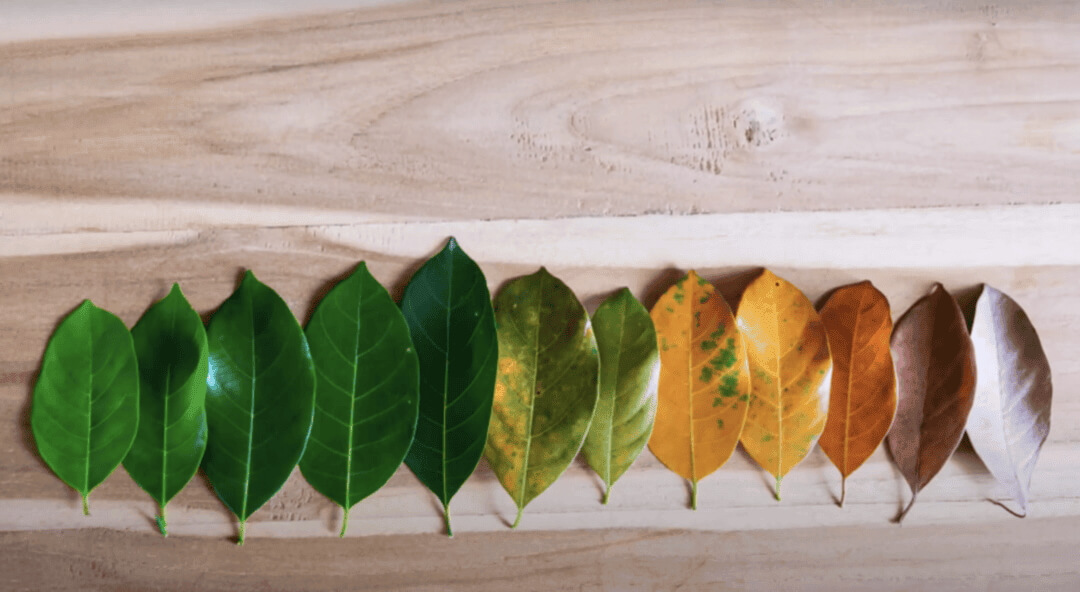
736;269;831;500
647;270;749;509
817;280;896;506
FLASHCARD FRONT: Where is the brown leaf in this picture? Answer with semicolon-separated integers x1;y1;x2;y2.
818;280;896;507
887;283;976;522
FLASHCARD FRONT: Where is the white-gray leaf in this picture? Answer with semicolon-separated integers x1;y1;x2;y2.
965;285;1052;515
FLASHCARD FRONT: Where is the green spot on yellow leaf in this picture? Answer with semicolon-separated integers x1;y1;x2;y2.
718;374;739;397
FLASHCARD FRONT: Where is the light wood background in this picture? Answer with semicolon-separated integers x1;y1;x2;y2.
2;0;1079;589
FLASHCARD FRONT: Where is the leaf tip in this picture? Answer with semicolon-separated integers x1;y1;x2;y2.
446;236;459;251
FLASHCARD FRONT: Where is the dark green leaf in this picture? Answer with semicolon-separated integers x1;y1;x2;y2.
202;271;315;544
401;238;498;537
485;267;600;528
582;288;659;504
32;300;139;515
300;263;420;537
122;284;208;536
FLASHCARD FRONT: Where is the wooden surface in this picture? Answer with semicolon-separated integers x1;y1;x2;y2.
2;0;1079;589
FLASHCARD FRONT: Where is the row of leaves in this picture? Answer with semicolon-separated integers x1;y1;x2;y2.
31;238;1052;543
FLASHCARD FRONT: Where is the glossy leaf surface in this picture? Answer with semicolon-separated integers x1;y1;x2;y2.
817;280;896;506
300;263;420;537
485;267;599;527
122;285;208;535
582;288;659;504
32;300;139;515
647;271;748;508
965;285;1052;516
737;269;831;500
203;271;316;544
401;238;498;537
887;283;976;522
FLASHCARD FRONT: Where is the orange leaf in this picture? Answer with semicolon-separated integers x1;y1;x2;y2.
647;271;749;509
817;280;896;506
737;269;831;500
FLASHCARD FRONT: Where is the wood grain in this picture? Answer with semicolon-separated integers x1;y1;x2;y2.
4;520;1080;591
3;0;1080;589
4;0;1080;222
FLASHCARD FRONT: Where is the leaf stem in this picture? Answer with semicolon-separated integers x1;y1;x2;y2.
81;493;89;516
237;520;246;546
157;503;168;537
511;506;523;529
839;477;846;508
690;480;698;510
895;492;917;524
775;475;782;502
443;503;453;538
339;507;350;538
602;485;611;505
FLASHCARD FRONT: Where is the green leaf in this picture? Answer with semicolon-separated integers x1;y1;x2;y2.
31;300;140;515
202;271;315;545
300;263;420;537
485;267;600;528
122;284;209;536
401;238;498;537
582;288;659;504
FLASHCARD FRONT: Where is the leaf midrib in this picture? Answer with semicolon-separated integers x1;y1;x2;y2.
842;288;866;478
441;256;453;507
160;303;177;506
84;311;94;495
988;293;1023;500
604;300;626;488
343;278;363;510
518;273;543;510
770;287;782;480
242;295;256;521
686;286;697;485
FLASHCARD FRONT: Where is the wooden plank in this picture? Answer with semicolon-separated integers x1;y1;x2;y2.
3;521;1080;591
3;0;1080;221
4;203;1079;268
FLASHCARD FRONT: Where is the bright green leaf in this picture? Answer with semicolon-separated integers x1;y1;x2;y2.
582;288;659;504
401;238;498;537
202;271;315;545
485;267;600;528
32;300;139;515
123;284;208;536
300;263;420;537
